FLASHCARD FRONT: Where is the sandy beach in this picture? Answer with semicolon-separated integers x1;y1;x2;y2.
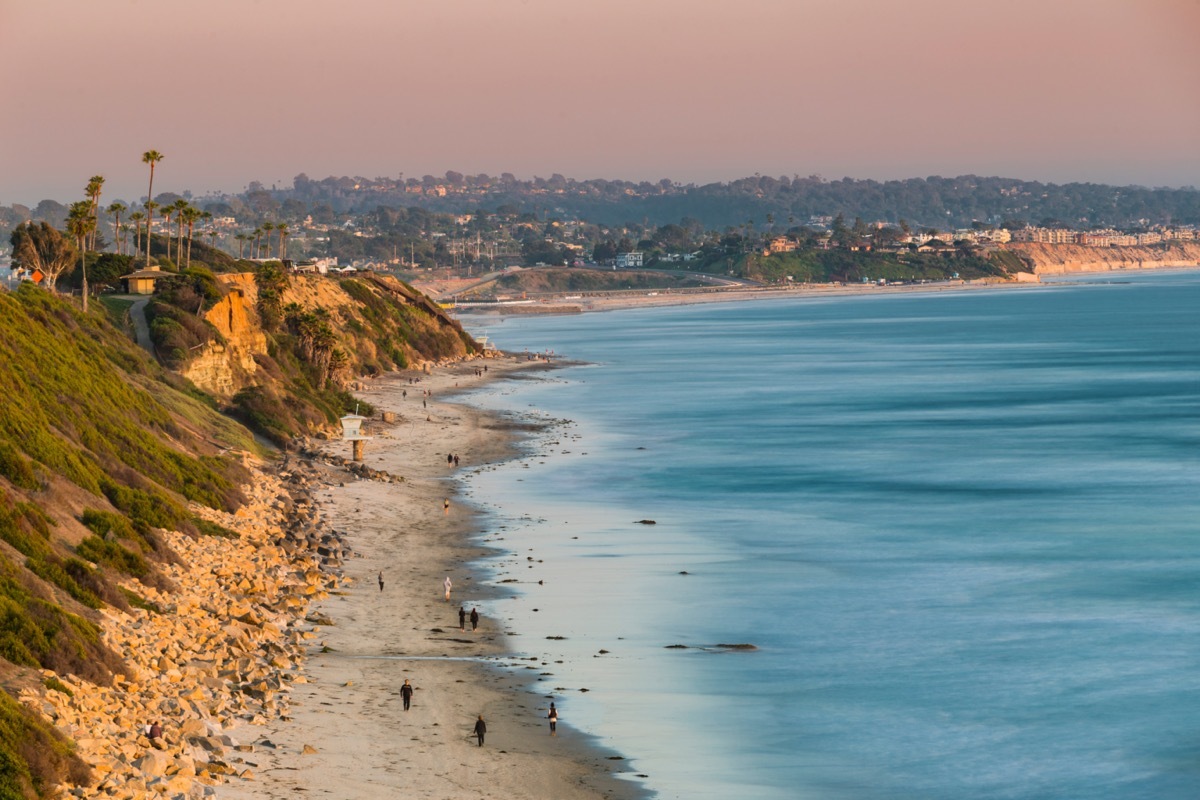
218;356;640;800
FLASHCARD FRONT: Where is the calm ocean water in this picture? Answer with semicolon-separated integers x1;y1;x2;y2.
461;272;1200;800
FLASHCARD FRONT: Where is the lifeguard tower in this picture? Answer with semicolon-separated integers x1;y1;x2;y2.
339;410;372;461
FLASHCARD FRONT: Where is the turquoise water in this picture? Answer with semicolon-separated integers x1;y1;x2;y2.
462;273;1200;800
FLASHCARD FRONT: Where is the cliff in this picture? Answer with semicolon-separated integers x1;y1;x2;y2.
180;272;478;398
180;275;268;396
1003;243;1200;275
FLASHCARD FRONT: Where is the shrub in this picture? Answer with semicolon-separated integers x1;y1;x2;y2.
192;517;239;539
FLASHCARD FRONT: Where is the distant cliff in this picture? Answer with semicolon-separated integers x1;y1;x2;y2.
1004;243;1200;275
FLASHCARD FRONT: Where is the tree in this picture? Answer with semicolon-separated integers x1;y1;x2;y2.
261;221;275;259
128;211;145;258
182;206;202;268
141;150;164;267
276;222;290;259
160;203;174;263
143;200;160;261
66;201;96;311
10;222;77;290
85;176;105;250
107;202;126;255
173;198;189;261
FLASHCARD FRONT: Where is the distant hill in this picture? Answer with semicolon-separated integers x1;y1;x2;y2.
274;173;1200;230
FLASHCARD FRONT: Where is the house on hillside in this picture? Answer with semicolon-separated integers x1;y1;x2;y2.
615;252;643;268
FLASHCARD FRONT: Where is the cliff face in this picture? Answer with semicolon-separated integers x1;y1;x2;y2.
181;275;268;396
1005;243;1200;275
180;272;477;397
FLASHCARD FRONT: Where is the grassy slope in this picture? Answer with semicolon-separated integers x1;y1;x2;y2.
0;285;252;798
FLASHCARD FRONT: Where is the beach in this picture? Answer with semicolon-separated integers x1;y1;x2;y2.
217;356;640;800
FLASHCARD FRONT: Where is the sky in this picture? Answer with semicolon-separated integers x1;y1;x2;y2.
4;0;1200;204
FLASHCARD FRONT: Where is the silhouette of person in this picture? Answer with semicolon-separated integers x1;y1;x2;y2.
474;715;486;746
401;679;413;711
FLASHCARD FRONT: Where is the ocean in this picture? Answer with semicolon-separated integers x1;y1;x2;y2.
460;272;1200;800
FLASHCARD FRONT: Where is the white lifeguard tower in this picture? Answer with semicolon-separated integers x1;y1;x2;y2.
340;409;372;461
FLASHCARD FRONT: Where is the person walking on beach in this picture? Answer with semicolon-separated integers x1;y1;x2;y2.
447;453;454;465
470;607;480;632
401;679;413;711
378;571;384;592
547;702;557;735
473;715;486;747
443;498;450;514
454;454;460;467
459;606;466;631
444;575;453;601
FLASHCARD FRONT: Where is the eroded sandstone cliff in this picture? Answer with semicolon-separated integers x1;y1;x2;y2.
1004;243;1200;275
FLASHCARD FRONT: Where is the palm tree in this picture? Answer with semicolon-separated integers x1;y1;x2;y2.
234;233;247;259
129;211;145;257
160;204;174;264
141;150;164;266
120;224;133;255
107;202;126;255
144;200;160;262
85;176;105;250
276;222;290;260
262;222;275;259
182;206;202;268
66;201;96;311
252;227;263;258
173;199;189;261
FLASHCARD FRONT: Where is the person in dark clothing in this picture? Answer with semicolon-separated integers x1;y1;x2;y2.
548;702;557;735
470;607;479;632
473;715;486;746
459;606;466;632
453;454;460;467
401;679;413;711
378;571;384;592
447;453;454;465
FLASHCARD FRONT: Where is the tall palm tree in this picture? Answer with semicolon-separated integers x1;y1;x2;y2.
252;228;263;258
67;201;96;311
120;224;133;255
276;222;290;260
262;222;275;259
107;202;126;255
85;176;105;250
144;200;160;262
141;150;164;266
235;233;247;259
173;199;189;261
160;205;174;264
129;211;145;258
182;206;202;268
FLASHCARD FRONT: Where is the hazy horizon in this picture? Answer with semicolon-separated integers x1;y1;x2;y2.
5;0;1200;205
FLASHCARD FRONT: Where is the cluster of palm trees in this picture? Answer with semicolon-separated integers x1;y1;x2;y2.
232;221;291;261
55;150;298;298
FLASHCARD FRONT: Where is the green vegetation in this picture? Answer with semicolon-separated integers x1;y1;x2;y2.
723;248;1010;284
145;268;227;367
192;517;239;540
0;688;90;799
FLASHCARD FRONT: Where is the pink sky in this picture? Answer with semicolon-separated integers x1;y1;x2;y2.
4;0;1199;204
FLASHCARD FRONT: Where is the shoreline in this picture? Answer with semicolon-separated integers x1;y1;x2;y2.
444;264;1200;318
217;356;645;800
